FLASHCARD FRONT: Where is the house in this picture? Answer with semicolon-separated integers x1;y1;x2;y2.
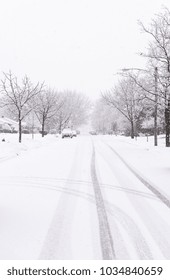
0;116;28;133
0;116;18;132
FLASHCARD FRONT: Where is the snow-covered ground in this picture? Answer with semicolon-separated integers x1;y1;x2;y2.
0;133;170;260
104;135;170;199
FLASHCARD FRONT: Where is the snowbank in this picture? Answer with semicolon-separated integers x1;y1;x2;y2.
0;133;59;162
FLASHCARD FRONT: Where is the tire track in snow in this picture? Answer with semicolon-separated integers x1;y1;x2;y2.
104;141;170;209
1;176;154;259
1;176;157;201
39;142;83;260
38;139;103;260
94;143;153;259
124;196;170;259
96;139;170;259
105;202;153;259
91;143;115;260
0;154;19;163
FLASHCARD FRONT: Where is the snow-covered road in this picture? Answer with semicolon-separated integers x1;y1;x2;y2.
0;135;170;260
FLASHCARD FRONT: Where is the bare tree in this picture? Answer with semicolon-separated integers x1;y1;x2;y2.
55;91;91;133
102;77;146;139
68;92;91;128
120;67;160;145
0;71;44;142
91;98;120;135
34;89;62;137
139;7;170;146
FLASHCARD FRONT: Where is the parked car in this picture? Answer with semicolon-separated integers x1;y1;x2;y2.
71;130;77;137
89;131;97;135
62;128;73;138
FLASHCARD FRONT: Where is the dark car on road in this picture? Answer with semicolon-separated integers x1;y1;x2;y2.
62;129;73;138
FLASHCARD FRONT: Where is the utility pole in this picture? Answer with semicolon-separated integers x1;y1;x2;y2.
164;61;170;147
154;67;158;146
165;99;170;147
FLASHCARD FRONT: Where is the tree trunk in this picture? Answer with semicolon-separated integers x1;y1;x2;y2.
165;100;170;147
59;121;62;134
19;114;22;143
42;117;45;137
131;120;135;139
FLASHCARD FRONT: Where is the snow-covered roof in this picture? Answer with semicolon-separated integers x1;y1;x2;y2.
0;117;18;125
0;117;27;127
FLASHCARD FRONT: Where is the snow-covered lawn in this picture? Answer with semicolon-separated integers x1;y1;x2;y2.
0;133;59;160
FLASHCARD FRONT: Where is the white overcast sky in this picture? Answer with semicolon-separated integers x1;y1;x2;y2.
0;0;170;100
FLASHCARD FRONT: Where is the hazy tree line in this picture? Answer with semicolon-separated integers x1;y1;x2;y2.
92;6;170;147
0;71;90;142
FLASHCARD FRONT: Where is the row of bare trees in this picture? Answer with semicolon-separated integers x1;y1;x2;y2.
102;77;147;139
0;71;90;142
97;6;170;147
91;99;120;135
